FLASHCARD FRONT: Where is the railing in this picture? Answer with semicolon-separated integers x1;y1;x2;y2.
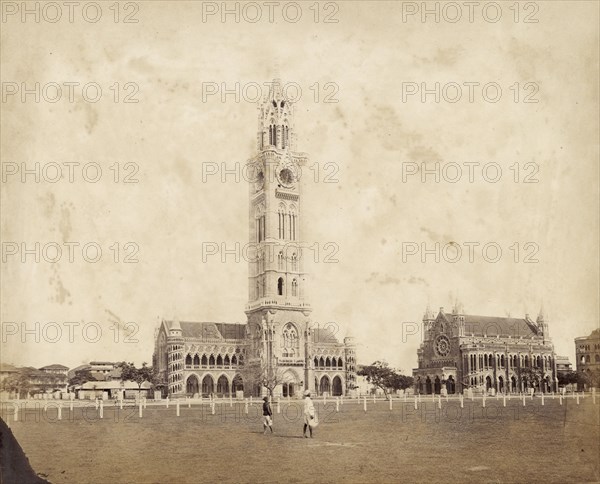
245;298;312;311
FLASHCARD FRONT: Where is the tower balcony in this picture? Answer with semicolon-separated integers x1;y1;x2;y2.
245;297;312;313
277;356;305;367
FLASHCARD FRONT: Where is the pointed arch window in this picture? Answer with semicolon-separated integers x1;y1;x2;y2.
282;323;299;357
277;277;284;296
288;207;297;241
291;278;298;297
201;355;208;367
278;205;286;240
193;355;200;366
291;253;298;271
278;251;284;270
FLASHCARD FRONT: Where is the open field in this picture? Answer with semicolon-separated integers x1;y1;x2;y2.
1;394;599;484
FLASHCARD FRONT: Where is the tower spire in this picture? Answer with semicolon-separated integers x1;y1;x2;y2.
257;78;296;151
537;303;545;323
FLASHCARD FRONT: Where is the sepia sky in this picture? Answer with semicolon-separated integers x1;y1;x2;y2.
1;1;598;373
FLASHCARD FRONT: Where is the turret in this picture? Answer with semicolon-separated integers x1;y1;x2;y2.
167;317;184;395
423;304;435;340
257;78;297;151
344;330;357;394
536;306;549;342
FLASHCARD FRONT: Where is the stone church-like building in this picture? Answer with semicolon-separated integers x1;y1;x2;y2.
153;80;356;398
413;304;558;395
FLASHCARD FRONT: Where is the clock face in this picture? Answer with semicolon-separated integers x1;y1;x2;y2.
278;167;295;187
435;335;450;357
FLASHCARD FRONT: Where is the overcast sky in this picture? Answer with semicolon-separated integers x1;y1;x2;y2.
1;1;598;373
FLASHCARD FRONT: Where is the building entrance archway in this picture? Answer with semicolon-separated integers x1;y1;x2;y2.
186;375;199;395
202;375;214;396
320;375;331;395
332;376;343;396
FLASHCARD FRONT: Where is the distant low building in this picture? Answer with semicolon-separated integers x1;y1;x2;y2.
0;364;68;398
68;361;121;381
555;356;573;376
75;380;152;400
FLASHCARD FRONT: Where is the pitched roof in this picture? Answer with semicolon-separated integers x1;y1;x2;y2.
312;327;340;344
165;321;246;340
39;364;69;370
443;313;539;338
80;380;152;390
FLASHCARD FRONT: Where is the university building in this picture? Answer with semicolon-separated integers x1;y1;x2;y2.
575;328;600;374
413;304;558;394
153;79;356;398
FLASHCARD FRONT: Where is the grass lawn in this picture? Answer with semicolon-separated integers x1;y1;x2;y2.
1;395;599;484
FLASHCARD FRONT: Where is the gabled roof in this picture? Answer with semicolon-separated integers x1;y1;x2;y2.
312;327;340;344
165;320;246;340
441;312;539;338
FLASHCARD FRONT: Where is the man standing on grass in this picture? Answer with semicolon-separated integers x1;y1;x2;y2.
303;390;315;438
262;396;273;434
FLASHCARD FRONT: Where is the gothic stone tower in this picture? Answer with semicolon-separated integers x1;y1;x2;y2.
244;79;314;396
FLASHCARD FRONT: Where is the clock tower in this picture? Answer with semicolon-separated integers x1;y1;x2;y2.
245;78;314;394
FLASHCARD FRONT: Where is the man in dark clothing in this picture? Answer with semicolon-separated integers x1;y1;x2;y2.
262;396;273;434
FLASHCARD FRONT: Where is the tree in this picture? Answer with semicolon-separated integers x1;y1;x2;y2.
241;359;284;398
388;373;414;393
557;371;578;387
519;367;544;392
117;362;155;395
573;370;600;390
357;361;413;399
0;373;24;398
69;369;97;387
0;368;44;398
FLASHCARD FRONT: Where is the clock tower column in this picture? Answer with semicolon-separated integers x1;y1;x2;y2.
245;79;312;394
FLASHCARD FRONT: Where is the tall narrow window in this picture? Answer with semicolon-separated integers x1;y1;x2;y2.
281;125;286;149
292;279;298;296
291;253;297;271
277;277;284;296
278;206;286;239
278;251;284;270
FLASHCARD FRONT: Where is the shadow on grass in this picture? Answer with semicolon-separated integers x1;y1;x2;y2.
0;418;50;484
